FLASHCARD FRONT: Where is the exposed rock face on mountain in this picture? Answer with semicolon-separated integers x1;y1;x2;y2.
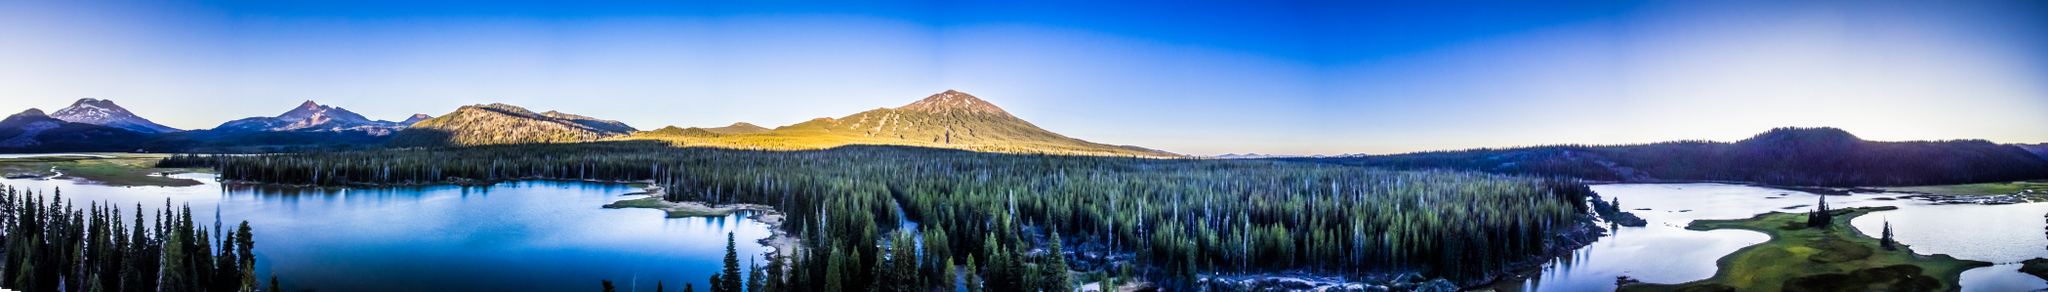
214;101;408;135
0;108;150;152
389;103;637;147
701;122;770;134
49;98;182;133
632;90;1178;157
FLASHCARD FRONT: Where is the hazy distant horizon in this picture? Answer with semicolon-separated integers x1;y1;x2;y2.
4;0;2044;156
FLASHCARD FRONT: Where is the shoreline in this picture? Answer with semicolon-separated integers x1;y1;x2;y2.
1618;206;1989;291
601;185;802;259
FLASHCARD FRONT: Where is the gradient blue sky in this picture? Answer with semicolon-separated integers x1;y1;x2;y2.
3;0;2044;155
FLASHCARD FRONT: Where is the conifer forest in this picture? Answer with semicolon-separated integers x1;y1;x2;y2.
0;185;274;292
159;142;1601;290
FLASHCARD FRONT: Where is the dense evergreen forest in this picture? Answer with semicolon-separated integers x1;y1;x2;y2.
0;186;276;292
160;141;1600;290
1291;127;2048;187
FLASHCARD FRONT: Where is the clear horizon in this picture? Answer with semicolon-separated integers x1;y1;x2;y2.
3;0;2044;155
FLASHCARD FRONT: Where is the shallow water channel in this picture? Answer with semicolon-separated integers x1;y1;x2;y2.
1;173;771;292
1495;183;2048;292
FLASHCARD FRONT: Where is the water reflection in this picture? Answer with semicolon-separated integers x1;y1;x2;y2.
2;174;772;292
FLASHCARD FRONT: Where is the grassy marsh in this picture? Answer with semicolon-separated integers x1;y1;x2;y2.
1620;207;1989;292
0;153;209;186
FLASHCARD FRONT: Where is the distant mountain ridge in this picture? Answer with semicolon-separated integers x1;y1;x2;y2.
701;122;770;134
389;103;637;147
0;108;150;152
214;101;411;134
49;99;181;134
631;90;1178;157
131;101;427;153
1210;153;1306;159
1292;127;2048;186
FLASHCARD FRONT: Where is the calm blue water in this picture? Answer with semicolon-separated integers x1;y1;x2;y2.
1497;183;2048;292
1;174;771;292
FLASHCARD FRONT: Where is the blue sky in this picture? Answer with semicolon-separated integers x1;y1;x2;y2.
2;0;2043;155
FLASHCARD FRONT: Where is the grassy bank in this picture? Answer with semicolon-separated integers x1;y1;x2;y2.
1621;207;1989;292
1881;180;2048;196
0;153;210;186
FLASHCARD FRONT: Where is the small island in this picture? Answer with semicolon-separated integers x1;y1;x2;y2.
1621;206;1990;292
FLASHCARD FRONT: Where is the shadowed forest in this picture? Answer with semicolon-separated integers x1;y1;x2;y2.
1294;127;2048;187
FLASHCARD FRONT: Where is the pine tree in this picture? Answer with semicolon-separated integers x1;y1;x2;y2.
1881;220;1898;251
238;222;257;291
1042;232;1072;292
891;232;918;292
825;248;846;292
1116;262;1135;289
941;258;957;292
765;252;785;292
269;274;280;292
867;243;887;292
722;232;743;292
658;281;666;292
1807;196;1833;228
683;283;695;292
964;255;982;292
602;280;617;292
709;274;726;292
1180;243;1199;289
749;259;765;292
162;227;188;292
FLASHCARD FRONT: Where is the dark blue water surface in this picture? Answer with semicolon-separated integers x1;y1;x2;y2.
1;173;770;292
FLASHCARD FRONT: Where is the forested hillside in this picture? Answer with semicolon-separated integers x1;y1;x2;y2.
1293;127;2048;186
160;142;1599;289
630;91;1178;158
389;103;637;147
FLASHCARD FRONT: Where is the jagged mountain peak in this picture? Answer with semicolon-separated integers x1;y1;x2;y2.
701;122;771;134
213;101;397;133
897;90;1012;117
48;98;182;133
278;100;370;122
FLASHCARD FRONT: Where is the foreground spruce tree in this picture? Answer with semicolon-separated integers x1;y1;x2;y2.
1042;232;1073;292
722;232;743;292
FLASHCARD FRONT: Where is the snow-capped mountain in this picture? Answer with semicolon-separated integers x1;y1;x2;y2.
214;101;409;134
0;108;151;151
49;98;182;134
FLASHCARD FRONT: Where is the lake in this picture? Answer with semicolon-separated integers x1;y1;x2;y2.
0;174;771;292
1494;183;2048;292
